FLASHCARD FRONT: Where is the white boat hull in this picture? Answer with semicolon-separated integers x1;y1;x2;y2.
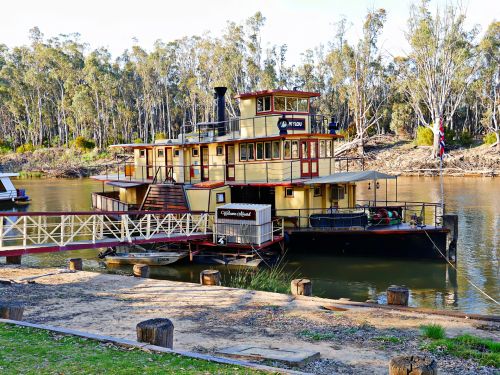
105;252;187;266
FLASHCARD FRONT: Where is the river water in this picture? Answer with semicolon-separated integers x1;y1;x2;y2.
8;177;500;315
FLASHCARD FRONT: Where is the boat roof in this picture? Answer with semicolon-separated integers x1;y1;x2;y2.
106;181;147;188
0;173;19;178
303;171;397;185
235;89;321;99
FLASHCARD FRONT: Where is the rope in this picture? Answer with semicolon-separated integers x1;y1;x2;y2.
423;229;500;306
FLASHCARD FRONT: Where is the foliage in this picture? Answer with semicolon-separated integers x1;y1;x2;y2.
421;333;500;368
373;336;403;344
458;131;474;147
223;259;296;294
0;323;261;374
155;132;167;140
16;143;36;153
484;132;498;145
416;126;434;146
299;330;336;341
133;138;143;144
420;324;445;340
73;136;96;151
390;103;413;137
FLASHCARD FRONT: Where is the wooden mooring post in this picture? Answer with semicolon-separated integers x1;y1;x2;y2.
136;318;174;349
133;264;150;278
69;258;83;271
389;355;437;375
5;256;21;265
291;279;312;296
0;302;24;320
200;270;221;285
387;285;409;306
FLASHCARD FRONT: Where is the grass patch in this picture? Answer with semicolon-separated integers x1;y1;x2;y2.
299;330;336;341
421;334;500;368
420;324;446;339
223;258;297;294
0;323;263;374
373;335;403;344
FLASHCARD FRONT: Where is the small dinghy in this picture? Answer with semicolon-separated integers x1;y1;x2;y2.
99;248;188;266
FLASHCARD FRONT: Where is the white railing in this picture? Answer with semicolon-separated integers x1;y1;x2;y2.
0;212;210;252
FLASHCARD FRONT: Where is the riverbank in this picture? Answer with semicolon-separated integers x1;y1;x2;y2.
0;148;119;178
360;135;500;176
1;266;498;374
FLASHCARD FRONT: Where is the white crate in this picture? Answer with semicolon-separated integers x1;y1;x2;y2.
215;203;272;245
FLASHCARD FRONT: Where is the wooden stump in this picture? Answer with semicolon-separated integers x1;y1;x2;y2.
389;355;437;375
0;302;24;320
291;279;312;296
136;318;174;348
6;256;21;265
200;270;221;286
133;264;150;278
387;285;409;306
69;258;83;271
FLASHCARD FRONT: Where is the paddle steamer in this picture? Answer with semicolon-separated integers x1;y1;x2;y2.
91;87;452;260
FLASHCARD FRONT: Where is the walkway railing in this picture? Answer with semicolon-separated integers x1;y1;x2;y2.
0;211;211;255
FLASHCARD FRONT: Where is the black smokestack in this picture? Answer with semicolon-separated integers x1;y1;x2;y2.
214;87;227;136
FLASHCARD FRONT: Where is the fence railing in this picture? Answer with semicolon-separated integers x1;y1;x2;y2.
213;218;284;246
91;192;137;212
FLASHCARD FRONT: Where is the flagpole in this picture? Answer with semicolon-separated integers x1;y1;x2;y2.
439;118;445;221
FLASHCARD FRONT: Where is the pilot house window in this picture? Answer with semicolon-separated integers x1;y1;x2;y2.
274;97;309;113
257;96;272;112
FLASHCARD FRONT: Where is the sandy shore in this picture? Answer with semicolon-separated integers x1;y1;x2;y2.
0;265;498;374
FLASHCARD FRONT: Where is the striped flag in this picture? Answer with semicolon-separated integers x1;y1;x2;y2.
439;118;445;159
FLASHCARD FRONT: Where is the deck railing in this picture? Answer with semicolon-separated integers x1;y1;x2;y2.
91;192;138;212
99;157;365;185
275;201;443;229
179;113;334;142
213;217;284;246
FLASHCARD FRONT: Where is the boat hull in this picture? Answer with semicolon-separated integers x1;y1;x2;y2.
105;252;187;266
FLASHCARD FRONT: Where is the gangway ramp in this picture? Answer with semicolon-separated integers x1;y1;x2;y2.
0;210;212;257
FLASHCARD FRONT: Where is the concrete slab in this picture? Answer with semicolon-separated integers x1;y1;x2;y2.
217;344;320;367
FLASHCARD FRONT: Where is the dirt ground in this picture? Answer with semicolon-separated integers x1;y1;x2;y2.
0;265;498;374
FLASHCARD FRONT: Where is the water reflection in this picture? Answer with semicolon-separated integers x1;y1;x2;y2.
5;177;500;315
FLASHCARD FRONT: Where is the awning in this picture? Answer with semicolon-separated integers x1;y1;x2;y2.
303;171;397;185
106;181;147;188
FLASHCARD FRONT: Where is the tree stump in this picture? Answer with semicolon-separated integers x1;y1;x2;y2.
200;270;221;285
291;279;312;296
0;302;24;320
136;318;174;348
387;285;409;306
6;256;21;265
133;264;150;278
389;355;437;375
69;258;83;271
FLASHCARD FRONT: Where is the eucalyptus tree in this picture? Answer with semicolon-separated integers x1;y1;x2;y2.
401;0;479;157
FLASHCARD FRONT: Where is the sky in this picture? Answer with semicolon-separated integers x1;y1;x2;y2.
0;0;498;65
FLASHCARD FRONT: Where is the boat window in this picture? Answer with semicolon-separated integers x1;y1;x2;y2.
264;142;272;160
139;149;145;158
285;187;294;197
283;140;291;159
216;192;226;203
301;142;308;158
311;142;317;158
247;143;255;160
192;148;199;157
326;140;332;157
240;144;247;161
174;149;180;157
0;181;6;193
216;146;224;156
319;140;326;158
157;148;164;158
291;140;299;159
257;96;271;112
256;142;263;160
272;141;280;159
274;96;286;111
286;97;298;112
332;185;345;200
298;98;308;112
314;186;322;197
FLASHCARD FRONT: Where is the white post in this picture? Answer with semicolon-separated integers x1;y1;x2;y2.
23;216;27;248
0;215;3;248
